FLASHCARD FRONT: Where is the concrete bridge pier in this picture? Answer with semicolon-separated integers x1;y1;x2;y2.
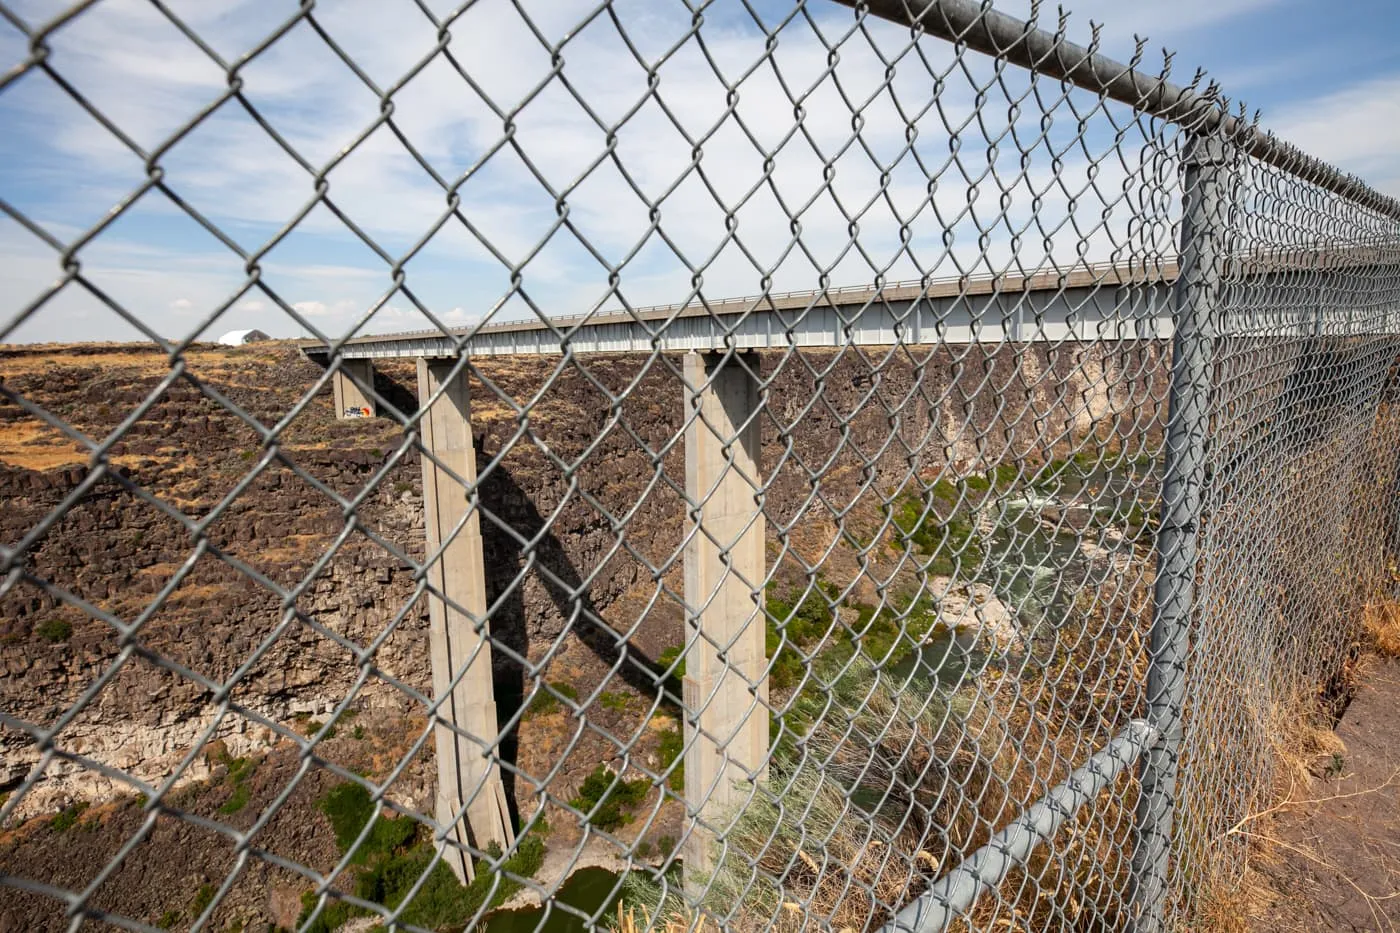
333;358;377;419
415;356;514;882
681;350;769;888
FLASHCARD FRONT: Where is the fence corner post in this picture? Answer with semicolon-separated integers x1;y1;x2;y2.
1132;130;1236;931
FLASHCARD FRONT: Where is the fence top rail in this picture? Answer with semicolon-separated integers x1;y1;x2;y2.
838;0;1400;223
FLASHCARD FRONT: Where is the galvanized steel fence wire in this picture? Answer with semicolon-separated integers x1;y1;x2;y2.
0;0;1399;932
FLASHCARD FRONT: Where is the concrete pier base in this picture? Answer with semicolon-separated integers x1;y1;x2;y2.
332;358;377;419
416;357;514;883
681;350;769;890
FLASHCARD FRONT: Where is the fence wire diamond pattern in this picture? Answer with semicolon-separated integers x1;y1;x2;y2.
1;1;1399;932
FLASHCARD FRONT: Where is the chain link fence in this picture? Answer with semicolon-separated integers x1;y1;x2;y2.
2;1;1399;932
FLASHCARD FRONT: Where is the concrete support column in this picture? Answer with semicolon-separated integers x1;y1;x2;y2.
681;350;768;888
333;358;377;419
416;357;514;883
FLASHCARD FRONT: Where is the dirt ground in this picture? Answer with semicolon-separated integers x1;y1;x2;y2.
1245;655;1400;932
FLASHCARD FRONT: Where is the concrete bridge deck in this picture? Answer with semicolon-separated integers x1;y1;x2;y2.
301;263;1181;361
297;253;1400;362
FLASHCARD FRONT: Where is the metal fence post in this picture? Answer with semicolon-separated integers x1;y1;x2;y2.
1132;131;1235;931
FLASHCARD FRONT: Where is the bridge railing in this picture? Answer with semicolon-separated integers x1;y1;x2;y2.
2;1;1399;932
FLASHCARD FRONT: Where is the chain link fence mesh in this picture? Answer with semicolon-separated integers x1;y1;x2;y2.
1;1;1398;932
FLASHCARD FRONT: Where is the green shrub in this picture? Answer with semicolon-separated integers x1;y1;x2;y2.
216;752;257;815
218;783;250;815
319;781;376;851
294;717;331;737
889;494;982;576
522;681;580;720
156;909;180;929
224;755;255;784
992;462;1021;487
657;644;686;679
765;582;841;691
962;473;991;494
570;766;649;831
351;724;365;741
317;782;417;862
50;801;89;832
36;619;72;643
296;821;547;933
655;720;684;791
191;882;216;917
375;833;544;929
523;691;558;719
295;889;365;933
599;691;631;712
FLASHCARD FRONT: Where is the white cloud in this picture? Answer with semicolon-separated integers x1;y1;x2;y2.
994;0;1285;57
1267;74;1400;198
290;300;328;317
0;0;1255;346
292;299;359;318
169;297;193;310
364;303;480;334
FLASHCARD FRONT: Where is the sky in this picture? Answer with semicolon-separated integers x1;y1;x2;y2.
1;0;1397;345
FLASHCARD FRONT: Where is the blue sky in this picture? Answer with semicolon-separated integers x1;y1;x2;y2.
1;0;1397;345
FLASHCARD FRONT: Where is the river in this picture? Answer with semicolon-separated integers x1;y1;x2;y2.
483;867;627;933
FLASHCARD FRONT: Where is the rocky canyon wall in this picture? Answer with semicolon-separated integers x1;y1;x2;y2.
0;340;1167;819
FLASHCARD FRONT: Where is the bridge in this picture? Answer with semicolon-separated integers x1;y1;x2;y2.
293;251;1400;884
303;262;1178;367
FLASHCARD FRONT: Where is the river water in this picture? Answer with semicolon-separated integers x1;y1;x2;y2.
898;460;1158;687
483;867;628;933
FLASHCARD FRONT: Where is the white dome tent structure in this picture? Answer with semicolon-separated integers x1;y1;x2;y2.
216;328;270;346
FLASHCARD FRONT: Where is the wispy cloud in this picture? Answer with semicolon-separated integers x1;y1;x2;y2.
1;0;1392;344
994;0;1287;57
1267;74;1400;198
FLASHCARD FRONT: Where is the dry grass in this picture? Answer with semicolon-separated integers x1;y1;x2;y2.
612;901;715;933
0;419;158;471
1364;598;1400;658
0;350;167;375
256;534;335;565
613;656;999;933
1186;596;1400;930
701;662;1003;933
1189;869;1277;933
0;343;270;376
0;420;86;470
